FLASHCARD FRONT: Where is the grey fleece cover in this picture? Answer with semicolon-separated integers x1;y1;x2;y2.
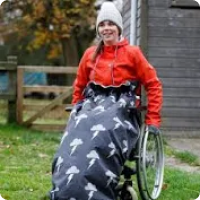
50;83;140;200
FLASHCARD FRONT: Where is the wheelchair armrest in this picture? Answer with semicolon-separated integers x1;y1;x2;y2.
65;105;73;112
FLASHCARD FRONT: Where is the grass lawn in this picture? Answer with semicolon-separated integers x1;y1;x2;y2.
0;124;200;200
0;124;62;200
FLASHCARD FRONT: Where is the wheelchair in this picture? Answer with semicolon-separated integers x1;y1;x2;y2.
116;121;164;200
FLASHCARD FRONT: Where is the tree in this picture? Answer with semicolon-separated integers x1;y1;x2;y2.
1;0;96;65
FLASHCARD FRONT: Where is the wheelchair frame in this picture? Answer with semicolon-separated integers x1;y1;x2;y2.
117;124;164;200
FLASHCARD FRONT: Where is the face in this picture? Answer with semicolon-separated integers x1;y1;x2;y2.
98;20;120;46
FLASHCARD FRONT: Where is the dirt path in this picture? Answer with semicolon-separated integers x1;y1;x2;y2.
165;138;200;173
165;156;200;173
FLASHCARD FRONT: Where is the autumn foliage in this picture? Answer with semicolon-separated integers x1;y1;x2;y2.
1;0;96;61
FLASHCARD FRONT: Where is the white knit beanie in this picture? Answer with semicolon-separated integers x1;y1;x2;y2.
96;1;123;36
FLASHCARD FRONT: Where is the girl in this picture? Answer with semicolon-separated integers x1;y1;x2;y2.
50;2;163;200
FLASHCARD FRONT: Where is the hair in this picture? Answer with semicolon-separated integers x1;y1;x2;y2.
92;39;104;63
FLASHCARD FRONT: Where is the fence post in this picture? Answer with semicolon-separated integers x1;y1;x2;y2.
7;56;17;123
17;67;24;124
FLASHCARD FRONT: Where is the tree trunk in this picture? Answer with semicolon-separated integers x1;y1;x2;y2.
61;36;79;65
60;30;95;102
61;36;79;85
60;36;79;103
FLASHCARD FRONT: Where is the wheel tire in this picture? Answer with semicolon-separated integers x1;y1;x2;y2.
136;125;164;200
116;183;138;200
126;186;138;200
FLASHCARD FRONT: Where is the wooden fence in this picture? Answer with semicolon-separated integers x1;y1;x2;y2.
17;65;77;132
0;56;17;123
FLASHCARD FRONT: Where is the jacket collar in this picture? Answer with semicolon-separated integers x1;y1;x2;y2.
102;38;129;52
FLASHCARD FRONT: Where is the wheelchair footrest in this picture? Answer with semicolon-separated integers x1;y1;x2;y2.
120;181;136;200
122;166;136;179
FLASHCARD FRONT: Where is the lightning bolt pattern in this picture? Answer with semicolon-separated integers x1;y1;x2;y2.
50;81;140;200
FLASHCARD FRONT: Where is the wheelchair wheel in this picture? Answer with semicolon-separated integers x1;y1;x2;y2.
136;125;164;200
116;183;138;200
126;186;138;200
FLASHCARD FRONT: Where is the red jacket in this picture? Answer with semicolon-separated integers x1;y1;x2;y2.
72;38;163;127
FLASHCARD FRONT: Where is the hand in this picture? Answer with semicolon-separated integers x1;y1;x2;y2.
148;125;160;135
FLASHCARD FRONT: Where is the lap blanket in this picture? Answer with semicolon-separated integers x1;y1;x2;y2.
50;82;140;200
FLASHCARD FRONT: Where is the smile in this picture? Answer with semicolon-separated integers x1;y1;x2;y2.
103;33;113;37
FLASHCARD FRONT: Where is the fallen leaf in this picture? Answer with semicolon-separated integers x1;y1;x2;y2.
162;183;168;190
38;153;48;158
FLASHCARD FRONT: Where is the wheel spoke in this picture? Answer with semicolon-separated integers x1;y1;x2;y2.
136;125;164;200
